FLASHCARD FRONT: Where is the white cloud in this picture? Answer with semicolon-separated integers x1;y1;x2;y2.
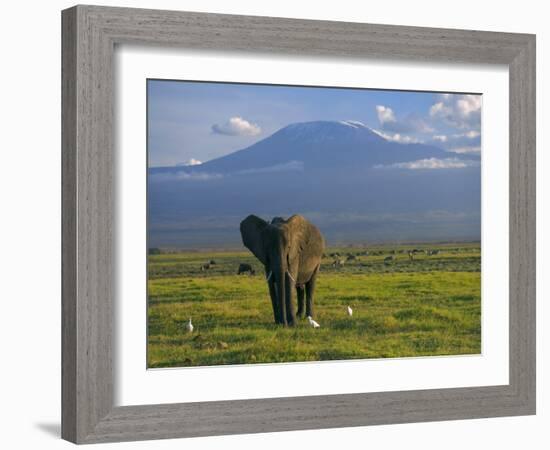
376;105;432;134
375;157;480;170
456;95;482;118
429;102;452;118
464;130;481;139
372;129;422;144
151;161;304;182
376;105;396;124
432;135;448;143
429;94;482;129
448;146;481;154
429;131;481;154
150;171;222;182
211;116;262;136
176;158;202;166
236;160;304;175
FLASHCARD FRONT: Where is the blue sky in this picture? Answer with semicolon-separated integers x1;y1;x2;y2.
148;80;481;167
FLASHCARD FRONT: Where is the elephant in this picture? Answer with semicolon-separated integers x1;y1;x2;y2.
237;263;255;275
240;214;325;326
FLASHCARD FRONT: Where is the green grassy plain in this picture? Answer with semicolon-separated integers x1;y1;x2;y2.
147;243;481;368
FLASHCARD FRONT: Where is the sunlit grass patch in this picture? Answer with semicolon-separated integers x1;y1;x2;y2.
147;245;481;368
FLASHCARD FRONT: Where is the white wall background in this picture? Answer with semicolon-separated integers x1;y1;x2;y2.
0;1;546;448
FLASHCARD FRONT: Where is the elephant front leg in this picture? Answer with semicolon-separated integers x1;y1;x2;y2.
296;286;305;319
267;273;280;324
285;272;296;326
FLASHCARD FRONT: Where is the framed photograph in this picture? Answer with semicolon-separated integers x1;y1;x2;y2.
62;5;536;444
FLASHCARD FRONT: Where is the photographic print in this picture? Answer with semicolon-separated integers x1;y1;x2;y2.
147;80;482;368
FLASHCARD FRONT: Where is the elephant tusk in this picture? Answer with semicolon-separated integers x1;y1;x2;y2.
266;271;272;282
286;271;296;283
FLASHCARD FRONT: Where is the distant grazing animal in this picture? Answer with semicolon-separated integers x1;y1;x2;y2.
209;259;216;265
332;258;346;267
237;263;255;275
347;306;353;317
240;214;325;326
346;254;357;261
186;318;194;333
427;249;440;256
200;263;211;271
384;255;394;264
307;316;321;328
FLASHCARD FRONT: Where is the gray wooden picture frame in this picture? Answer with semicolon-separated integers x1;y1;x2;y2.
61;4;536;444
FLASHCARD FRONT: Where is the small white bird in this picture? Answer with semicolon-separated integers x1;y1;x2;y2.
347;306;353;317
307;316;320;328
185;318;194;333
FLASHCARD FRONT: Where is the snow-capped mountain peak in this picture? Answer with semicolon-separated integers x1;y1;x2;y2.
150;120;476;176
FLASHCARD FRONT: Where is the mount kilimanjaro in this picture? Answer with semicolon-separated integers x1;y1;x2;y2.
148;121;481;248
151;120;477;175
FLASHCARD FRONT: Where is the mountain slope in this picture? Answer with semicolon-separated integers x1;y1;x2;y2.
148;120;481;248
150;120;476;175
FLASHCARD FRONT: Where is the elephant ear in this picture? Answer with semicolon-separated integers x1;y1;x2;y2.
240;215;268;265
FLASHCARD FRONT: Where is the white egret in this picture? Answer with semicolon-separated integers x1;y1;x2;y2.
347;306;353;316
307;316;320;328
186;318;194;333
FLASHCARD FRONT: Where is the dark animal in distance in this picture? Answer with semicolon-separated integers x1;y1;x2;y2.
240;214;325;326
237;263;255;275
209;259;216;265
200;263;211;271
